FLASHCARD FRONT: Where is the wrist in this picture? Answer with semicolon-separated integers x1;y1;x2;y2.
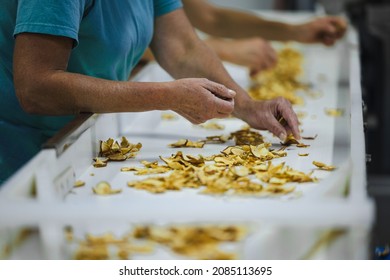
232;88;253;118
293;24;308;43
157;81;178;111
129;81;177;111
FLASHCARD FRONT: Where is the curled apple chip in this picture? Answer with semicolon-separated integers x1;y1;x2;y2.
302;134;318;140
199;121;225;130
203;134;231;144
73;180;85;188
283;134;300;146
169;139;205;148
264;185;296;195
269;177;288;185
296;143;310;148
312;161;336;171
93;157;108;168
230;128;264;146
231;166;250;177
95;137;142;167
92;181;122;195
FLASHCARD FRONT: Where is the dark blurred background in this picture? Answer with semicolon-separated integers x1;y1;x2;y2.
210;0;390;259
280;0;390;260
281;0;390;259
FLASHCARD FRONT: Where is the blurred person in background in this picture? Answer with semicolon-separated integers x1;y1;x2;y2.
183;0;347;74
0;0;300;184
142;0;347;76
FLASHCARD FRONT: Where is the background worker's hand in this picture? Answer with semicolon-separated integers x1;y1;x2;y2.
234;97;300;142
206;37;277;76
296;16;347;46
169;78;236;124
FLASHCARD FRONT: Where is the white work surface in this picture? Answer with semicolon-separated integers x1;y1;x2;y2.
0;18;374;259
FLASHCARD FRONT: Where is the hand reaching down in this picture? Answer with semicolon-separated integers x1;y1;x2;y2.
234;97;300;142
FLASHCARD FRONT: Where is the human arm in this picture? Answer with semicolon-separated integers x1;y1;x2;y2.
139;36;277;75
182;0;347;45
150;9;300;140
13;33;234;124
204;37;277;75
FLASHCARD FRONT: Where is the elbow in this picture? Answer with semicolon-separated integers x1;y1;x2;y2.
14;83;46;115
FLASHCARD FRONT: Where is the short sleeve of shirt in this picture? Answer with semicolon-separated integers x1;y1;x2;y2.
154;0;182;18
13;0;89;45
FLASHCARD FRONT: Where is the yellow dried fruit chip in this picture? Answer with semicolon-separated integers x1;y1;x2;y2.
93;157;108;168
74;180;85;188
251;163;269;172
93;181;122;195
136;167;171;175
169;139;205;148
214;156;235;166
199;121;225;130
169;139;187;147
111;141;120;152
325;108;344;117
269;177;287;185
283;134;300;145
96;137;142;166
120;136;130;148
231;166;250;177
203;135;231;144
141;160;159;168
271;150;287;157
296;143;310;148
231;128;264;146
302;134;318;140
100;138;113;154
312;161;336;171
75;244;109;260
120;167;138;172
107;153;127;161
265;185;296;195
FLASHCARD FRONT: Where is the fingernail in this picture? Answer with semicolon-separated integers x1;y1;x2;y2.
279;132;287;142
228;89;236;96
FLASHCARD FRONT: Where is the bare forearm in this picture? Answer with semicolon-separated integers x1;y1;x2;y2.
15;71;172;115
158;39;252;118
13;33;176;116
151;9;252;115
194;7;298;41
183;1;346;47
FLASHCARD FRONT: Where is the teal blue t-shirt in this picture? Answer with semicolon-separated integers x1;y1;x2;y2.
0;0;182;183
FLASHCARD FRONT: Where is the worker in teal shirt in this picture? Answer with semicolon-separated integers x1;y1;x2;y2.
0;0;300;184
